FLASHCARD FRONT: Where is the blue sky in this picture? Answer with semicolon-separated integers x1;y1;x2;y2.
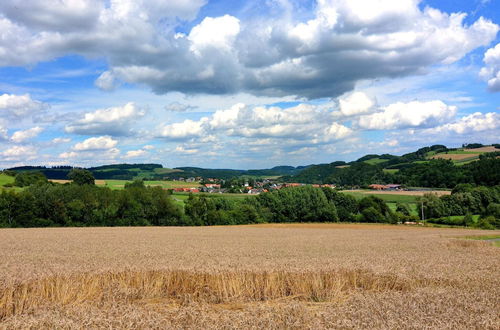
0;0;499;169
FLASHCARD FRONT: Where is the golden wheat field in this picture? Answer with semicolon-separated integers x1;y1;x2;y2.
0;224;499;329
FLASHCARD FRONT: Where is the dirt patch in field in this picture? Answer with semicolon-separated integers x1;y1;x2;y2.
49;179;71;184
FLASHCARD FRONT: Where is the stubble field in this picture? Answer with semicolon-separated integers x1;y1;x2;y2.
0;224;499;329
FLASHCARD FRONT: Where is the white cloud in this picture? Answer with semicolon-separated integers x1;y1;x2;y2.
95;71;118;91
174;146;198;154
0;145;37;160
0;1;497;98
0;94;48;118
339;92;375;116
59;151;78;159
160;102;353;145
122;144;154;158
73;136;118;151
52;137;71;144
11;126;43;143
357;100;457;130
480;43;500;92
160;119;206;139
426;112;499;135
123;149;147;158
187;15;240;55
65;102;145;135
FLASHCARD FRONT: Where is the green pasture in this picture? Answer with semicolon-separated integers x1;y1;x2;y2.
342;191;419;203
363;158;389;165
0;173;15;186
98;179;201;190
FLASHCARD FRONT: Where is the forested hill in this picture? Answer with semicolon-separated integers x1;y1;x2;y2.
6;163;310;180
5;144;499;185
6;164;166;180
282;144;500;188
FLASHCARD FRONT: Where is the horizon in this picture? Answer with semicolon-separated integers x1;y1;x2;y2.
2;141;493;172
1;0;499;169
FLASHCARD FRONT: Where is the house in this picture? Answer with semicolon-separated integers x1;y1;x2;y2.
386;184;402;190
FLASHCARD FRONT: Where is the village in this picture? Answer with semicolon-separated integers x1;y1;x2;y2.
169;176;403;195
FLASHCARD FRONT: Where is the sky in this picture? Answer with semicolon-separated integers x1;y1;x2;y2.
0;0;499;170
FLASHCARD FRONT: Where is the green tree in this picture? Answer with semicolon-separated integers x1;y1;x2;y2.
14;172;47;187
68;169;95;185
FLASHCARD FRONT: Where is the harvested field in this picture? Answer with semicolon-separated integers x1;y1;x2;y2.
48;179;71;184
431;153;480;161
464;146;497;153
49;179;106;185
0;224;499;329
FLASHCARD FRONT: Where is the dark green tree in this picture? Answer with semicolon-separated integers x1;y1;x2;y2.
68;169;95;185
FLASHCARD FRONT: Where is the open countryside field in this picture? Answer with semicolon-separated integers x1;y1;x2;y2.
0;225;498;329
429;146;498;163
48;179;201;190
342;189;451;201
0;174;14;186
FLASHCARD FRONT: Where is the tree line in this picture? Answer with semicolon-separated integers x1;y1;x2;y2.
0;169;498;229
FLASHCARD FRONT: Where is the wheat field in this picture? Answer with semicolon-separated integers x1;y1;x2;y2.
0;224;499;329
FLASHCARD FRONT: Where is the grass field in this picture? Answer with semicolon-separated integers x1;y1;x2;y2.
363;158;389;165
96;179;201;190
0;173;14;187
429;146;497;163
0;224;498;328
341;189;450;203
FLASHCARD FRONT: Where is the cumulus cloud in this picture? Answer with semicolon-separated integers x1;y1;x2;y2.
73;136;118;151
59;151;78;159
0;145;37;161
11;126;43;143
0;94;48;118
159;102;353;144
357;100;457;130
480;43;500;92
122;144;154;159
160;119;206;139
339;92;376;116
188;15;240;55
123;149;147;159
0;1;497;98
426;112;499;135
65;102;145;135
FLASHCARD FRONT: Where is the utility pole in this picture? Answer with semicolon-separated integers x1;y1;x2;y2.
421;201;425;225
